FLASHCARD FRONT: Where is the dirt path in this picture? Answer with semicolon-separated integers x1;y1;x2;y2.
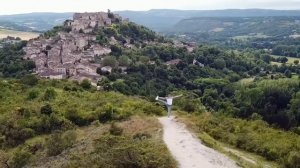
158;117;240;168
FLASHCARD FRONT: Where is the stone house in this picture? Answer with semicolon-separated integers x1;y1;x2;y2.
40;71;66;79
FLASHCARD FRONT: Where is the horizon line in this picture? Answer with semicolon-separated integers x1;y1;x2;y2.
1;8;300;16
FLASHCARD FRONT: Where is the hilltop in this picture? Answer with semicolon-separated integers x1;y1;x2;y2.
23;11;185;84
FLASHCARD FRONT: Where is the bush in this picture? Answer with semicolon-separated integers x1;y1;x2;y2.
21;75;38;86
98;104;114;123
27;89;39;100
46;130;77;156
80;79;92;90
109;123;123;136
43;88;57;101
40;104;53;115
3;125;35;147
285;151;300;168
142;103;164;116
8;149;32;168
102;56;117;67
65;109;89;126
0;150;9;168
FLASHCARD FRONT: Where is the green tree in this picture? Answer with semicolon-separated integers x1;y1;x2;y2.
118;55;130;66
261;54;271;63
110;45;122;56
21;75;38;86
294;60;299;65
284;69;292;78
102;56;117;67
281;57;289;63
80;79;92;90
43;88;57;101
139;56;150;64
214;58;226;69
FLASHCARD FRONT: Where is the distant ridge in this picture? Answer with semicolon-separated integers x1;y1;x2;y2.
2;9;300;32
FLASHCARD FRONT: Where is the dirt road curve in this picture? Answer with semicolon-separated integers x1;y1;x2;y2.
159;117;240;168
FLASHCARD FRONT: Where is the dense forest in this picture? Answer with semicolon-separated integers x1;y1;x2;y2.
95;44;300;130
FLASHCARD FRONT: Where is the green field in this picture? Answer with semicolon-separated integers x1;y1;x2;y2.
0;28;40;40
271;55;300;65
232;33;269;41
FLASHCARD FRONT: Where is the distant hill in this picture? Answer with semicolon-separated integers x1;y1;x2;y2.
116;9;300;32
163;16;300;49
0;12;73;32
169;16;300;36
2;9;300;32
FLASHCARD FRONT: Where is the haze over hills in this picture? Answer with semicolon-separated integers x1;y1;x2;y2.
167;16;300;42
2;9;300;32
0;12;73;32
117;9;300;31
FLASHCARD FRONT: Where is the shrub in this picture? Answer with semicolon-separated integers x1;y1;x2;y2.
3;125;35;147
80;79;92;90
98;104;114;123
8;149;32;168
43;88;57;101
109;123;123;136
102;56;117;67
21;74;38;86
46;130;77;156
27;89;39;100
0;150;9;168
40;104;53;115
285;151;300;168
142;103;164;116
65;109;89;126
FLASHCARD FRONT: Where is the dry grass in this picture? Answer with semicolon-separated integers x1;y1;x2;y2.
120;115;162;140
0;28;39;40
176;112;279;168
25;115;169;168
238;77;255;85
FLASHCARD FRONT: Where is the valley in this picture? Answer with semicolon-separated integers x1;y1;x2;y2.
0;28;39;40
0;9;300;168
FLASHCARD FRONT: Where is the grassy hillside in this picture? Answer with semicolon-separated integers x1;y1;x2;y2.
179;112;300;168
0;78;177;168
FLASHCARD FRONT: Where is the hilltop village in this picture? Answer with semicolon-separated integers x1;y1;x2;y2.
24;12;121;83
24;11;197;84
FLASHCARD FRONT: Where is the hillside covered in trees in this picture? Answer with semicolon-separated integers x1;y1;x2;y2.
0;11;300;168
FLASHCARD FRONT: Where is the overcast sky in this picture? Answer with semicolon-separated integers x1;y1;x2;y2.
0;0;300;15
